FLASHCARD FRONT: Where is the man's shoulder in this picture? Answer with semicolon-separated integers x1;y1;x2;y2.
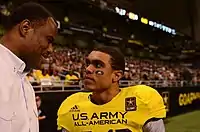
0;59;13;81
0;56;13;78
0;56;7;69
122;85;161;101
123;85;157;93
58;92;91;115
68;92;91;101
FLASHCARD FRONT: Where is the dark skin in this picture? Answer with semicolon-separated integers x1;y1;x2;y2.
1;17;57;70
84;51;123;105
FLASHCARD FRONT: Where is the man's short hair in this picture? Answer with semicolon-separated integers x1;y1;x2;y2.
93;46;125;71
5;2;57;30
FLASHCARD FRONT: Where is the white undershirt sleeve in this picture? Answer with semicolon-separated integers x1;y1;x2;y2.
143;119;165;132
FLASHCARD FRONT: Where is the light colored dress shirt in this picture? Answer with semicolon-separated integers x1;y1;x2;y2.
0;44;39;132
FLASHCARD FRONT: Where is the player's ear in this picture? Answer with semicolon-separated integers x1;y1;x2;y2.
19;19;32;37
113;70;123;82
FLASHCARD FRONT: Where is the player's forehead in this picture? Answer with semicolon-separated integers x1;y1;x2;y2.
87;51;111;64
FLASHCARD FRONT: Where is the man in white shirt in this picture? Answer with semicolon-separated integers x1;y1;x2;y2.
0;2;57;132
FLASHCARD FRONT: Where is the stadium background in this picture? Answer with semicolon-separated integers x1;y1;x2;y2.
0;0;200;132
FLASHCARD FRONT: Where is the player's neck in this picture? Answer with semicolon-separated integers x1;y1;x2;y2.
91;85;121;105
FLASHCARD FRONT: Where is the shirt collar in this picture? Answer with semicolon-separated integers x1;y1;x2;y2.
0;44;26;73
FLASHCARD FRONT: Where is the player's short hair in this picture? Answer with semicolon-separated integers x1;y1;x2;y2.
5;2;57;30
93;46;125;71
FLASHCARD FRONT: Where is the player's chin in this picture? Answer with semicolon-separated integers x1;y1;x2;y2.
27;59;41;69
34;57;43;68
83;84;97;91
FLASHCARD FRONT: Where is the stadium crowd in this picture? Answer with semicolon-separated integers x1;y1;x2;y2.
27;46;200;88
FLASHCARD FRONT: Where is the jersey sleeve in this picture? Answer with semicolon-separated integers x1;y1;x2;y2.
57;110;74;131
57;92;90;131
147;88;166;119
57;95;75;131
132;85;166;125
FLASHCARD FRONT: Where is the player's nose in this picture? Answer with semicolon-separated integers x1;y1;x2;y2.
42;44;53;58
47;44;53;54
85;65;95;74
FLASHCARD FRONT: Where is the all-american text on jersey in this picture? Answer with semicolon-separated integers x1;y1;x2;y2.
72;112;127;126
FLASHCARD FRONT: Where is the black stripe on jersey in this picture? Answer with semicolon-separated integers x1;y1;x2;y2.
144;118;163;126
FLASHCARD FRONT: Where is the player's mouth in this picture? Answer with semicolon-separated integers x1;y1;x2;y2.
84;76;95;83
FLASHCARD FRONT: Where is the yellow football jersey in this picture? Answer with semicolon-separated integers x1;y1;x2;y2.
57;85;166;132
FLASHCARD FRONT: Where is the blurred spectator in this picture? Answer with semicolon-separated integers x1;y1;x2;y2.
26;71;35;84
51;69;61;86
39;69;52;87
36;96;46;121
121;71;131;80
65;70;79;86
36;96;46;132
51;69;60;81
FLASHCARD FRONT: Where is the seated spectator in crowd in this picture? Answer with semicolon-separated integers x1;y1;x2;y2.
33;69;43;81
65;70;79;86
26;71;35;84
51;69;61;86
39;69;52;87
120;71;132;86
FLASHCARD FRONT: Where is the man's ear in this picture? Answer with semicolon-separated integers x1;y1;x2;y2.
19;19;32;37
113;70;123;82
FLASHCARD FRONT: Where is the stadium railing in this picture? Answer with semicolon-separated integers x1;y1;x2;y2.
32;80;198;92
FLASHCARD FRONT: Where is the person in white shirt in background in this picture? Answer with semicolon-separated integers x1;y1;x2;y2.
0;2;57;132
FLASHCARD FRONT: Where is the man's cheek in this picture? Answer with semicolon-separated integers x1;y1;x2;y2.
95;70;104;75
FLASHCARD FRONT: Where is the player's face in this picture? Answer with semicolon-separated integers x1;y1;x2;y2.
84;51;115;91
20;17;57;69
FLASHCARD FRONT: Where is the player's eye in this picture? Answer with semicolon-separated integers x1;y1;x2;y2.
47;36;54;44
85;59;104;68
95;63;102;68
